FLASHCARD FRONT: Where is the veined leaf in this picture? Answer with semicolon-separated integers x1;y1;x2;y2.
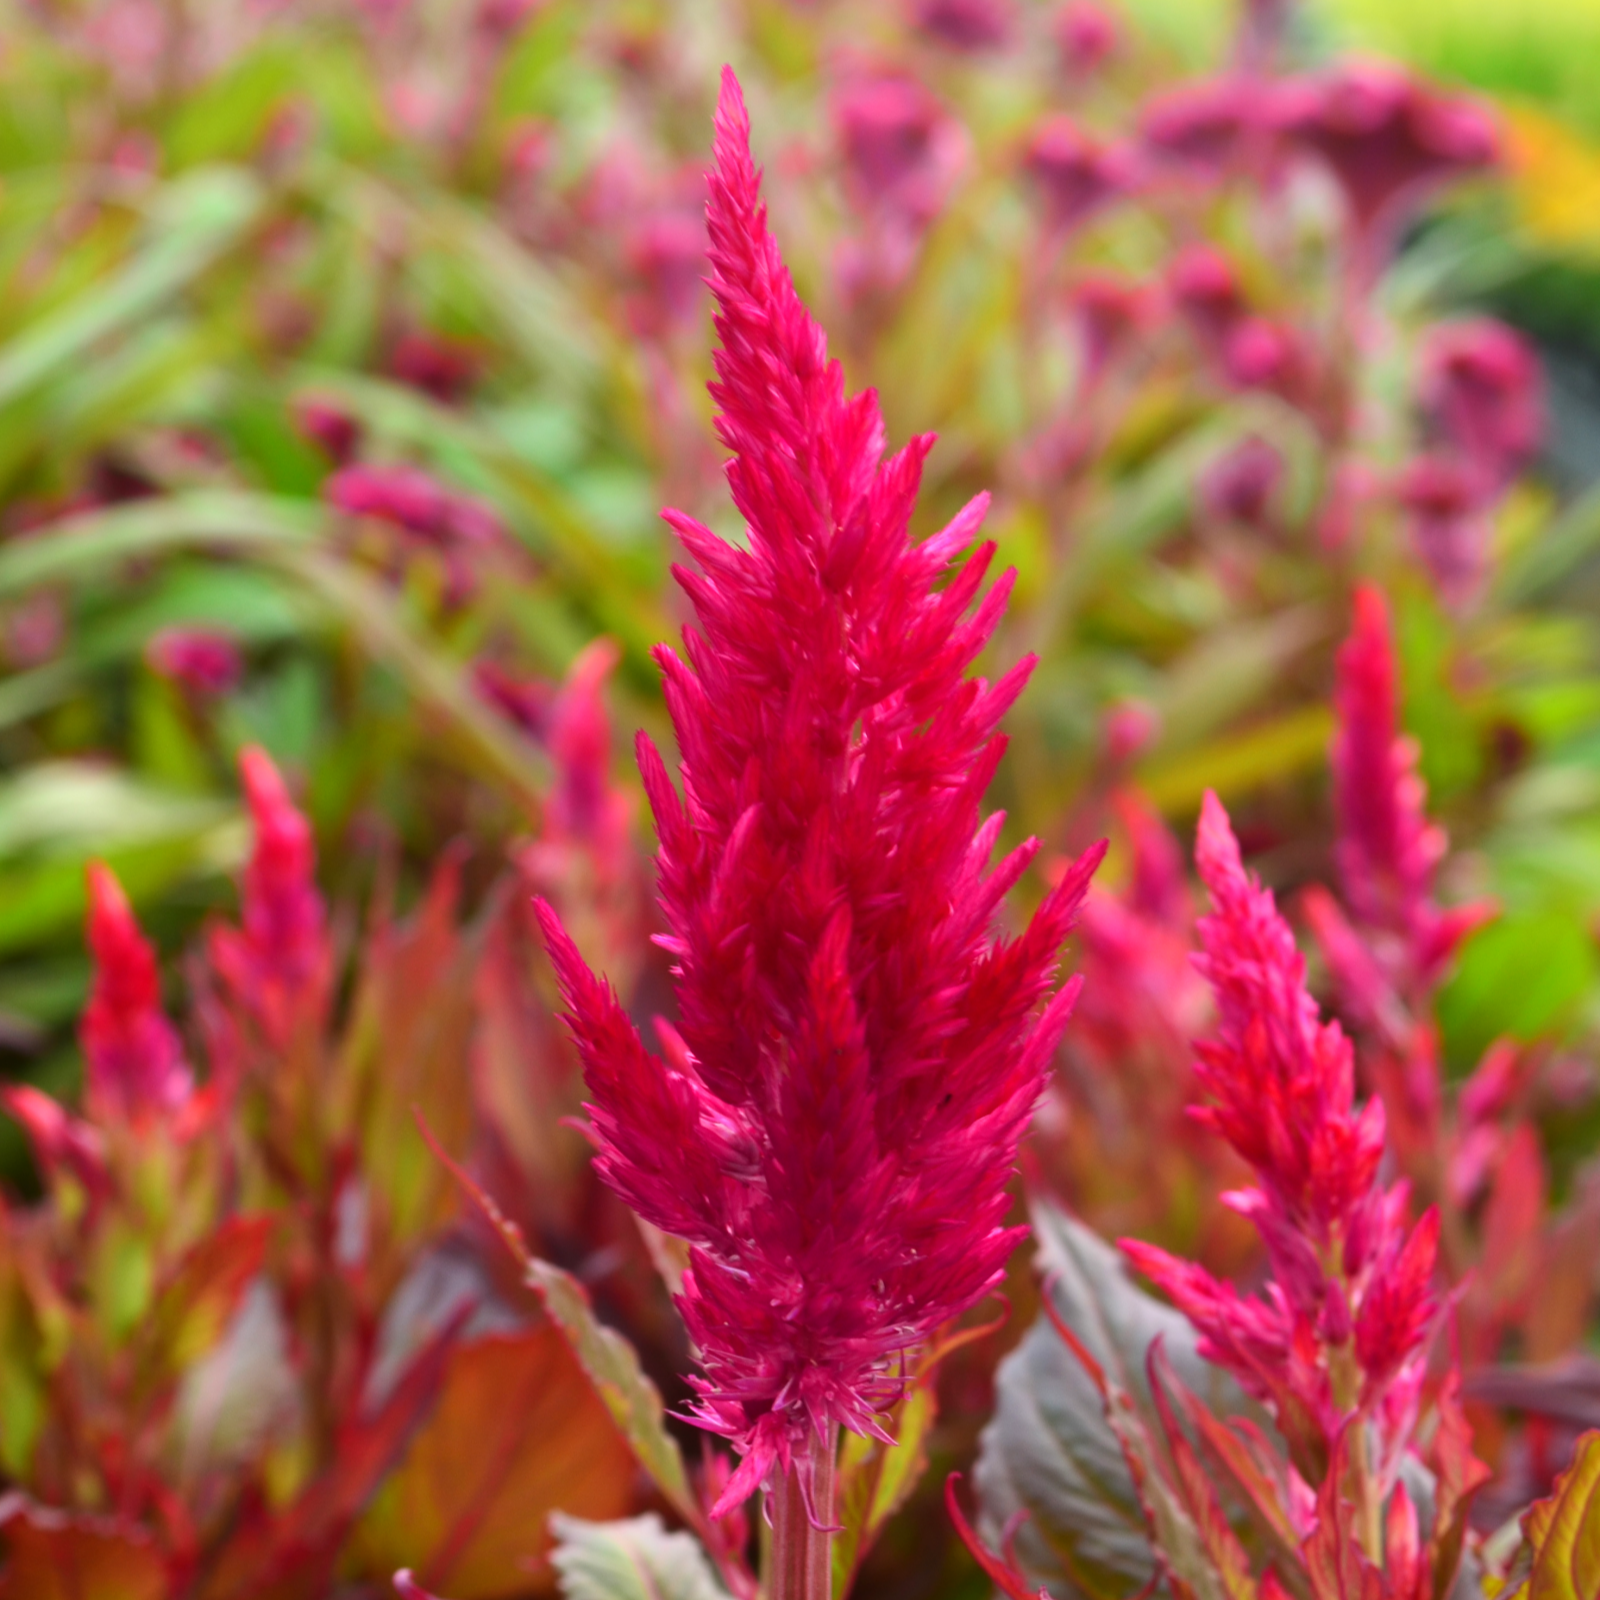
974;1201;1252;1600
549;1514;729;1600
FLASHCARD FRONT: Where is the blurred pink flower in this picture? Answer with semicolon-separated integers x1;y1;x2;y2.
1022;116;1139;238
4;592;64;668
1202;434;1284;527
472;659;553;738
146;627;242;697
81;863;192;1123
294;396;362;465
1396;453;1491;611
1140;76;1262;178
535;69;1102;1513
1275;62;1499;248
626;207;709;335
0;1085;107;1197
389;330;480;405
1054;0;1119;76
1420;317;1542;487
1329;585;1494;990
325;463;506;603
1068;272;1160;384
1168;243;1245;344
209;747;330;1041
910;0;1013;52
833;72;967;282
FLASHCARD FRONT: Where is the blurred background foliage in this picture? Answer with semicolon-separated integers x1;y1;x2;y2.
1;0;1600;1593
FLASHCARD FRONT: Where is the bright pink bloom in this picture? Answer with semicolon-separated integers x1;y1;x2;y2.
145;627;242;697
1329;586;1492;991
80;862;192;1121
1022;117;1138;238
1123;794;1439;1458
210;747;329;1034
1140;77;1262;178
1054;0;1119;76
1275;62;1499;246
1395;454;1491;612
1420;317;1542;486
1221;315;1307;399
910;0;1013;51
536;69;1102;1514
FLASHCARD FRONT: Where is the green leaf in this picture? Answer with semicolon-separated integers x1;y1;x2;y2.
0;167;261;411
974;1201;1251;1600
549;1514;729;1600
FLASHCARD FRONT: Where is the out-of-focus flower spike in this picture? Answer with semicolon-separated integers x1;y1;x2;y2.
1332;585;1491;991
80;862;192;1122
209;748;329;1041
1;1085;108;1196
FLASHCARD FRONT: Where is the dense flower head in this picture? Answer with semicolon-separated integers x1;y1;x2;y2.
536;68;1102;1514
294;395;363;465
625;207;709;334
1330;586;1492;993
1275;61;1499;246
1123;794;1439;1460
209;747;329;1036
1420;317;1542;487
80;862;192;1121
145;626;242;697
1202;434;1284;528
1022;117;1138;240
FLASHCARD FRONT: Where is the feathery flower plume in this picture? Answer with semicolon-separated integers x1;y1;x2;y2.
1124;794;1439;1477
535;68;1103;1534
1330;585;1492;994
210;747;329;1038
80;862;192;1121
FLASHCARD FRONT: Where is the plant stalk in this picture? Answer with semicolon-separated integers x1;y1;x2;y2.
766;1427;837;1600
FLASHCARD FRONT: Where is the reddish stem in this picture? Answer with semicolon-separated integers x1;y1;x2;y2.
767;1429;837;1600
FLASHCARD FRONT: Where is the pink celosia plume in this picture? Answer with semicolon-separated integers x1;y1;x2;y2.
1124;793;1439;1469
1330;585;1492;991
209;747;329;1036
535;67;1102;1515
80;862;192;1121
1420;317;1542;487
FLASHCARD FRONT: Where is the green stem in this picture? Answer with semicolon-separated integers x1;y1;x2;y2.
766;1428;837;1600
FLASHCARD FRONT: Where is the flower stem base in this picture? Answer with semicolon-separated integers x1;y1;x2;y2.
767;1429;837;1600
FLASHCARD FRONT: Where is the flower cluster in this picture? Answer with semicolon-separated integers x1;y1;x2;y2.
1124;793;1440;1479
537;67;1101;1513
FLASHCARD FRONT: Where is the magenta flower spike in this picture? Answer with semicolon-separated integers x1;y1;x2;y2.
1124;794;1440;1485
1420;316;1542;488
1330;586;1492;993
534;66;1103;1572
80;862;192;1122
210;747;329;1038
